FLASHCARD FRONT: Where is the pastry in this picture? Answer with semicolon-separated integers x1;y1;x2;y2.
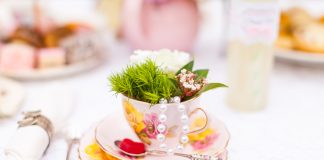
60;33;100;64
275;33;294;49
9;26;43;48
0;77;25;117
0;43;36;71
65;23;93;32
37;48;66;68
285;7;314;29
279;12;291;34
292;22;324;53
44;26;74;47
276;7;324;53
319;16;324;24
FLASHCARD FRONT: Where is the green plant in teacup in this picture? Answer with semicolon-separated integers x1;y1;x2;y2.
109;50;227;152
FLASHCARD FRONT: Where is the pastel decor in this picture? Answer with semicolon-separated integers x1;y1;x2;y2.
0;43;35;71
121;94;209;151
122;0;199;51
37;48;66;69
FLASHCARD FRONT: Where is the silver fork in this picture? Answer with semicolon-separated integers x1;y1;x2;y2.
65;126;82;160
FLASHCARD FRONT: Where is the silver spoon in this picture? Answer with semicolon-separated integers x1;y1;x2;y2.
114;140;222;160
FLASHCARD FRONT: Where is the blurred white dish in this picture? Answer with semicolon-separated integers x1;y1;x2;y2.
0;57;102;81
275;48;324;64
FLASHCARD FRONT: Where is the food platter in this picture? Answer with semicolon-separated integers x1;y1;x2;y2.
275;6;324;65
0;56;103;80
275;48;324;64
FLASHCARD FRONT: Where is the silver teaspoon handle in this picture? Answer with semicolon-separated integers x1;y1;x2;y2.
174;153;222;160
66;138;80;160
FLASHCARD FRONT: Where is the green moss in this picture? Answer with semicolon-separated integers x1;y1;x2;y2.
109;59;178;104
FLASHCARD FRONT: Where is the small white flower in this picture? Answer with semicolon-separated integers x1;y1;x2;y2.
188;73;195;78
189;79;194;84
196;84;201;90
130;49;191;74
183;82;189;88
180;77;186;83
203;79;208;84
181;69;187;74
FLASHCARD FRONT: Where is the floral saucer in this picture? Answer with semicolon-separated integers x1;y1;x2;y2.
79;114;229;160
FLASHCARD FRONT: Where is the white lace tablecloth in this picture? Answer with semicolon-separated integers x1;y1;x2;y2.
1;1;324;160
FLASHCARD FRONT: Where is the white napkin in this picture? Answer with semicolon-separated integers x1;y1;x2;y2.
4;85;74;160
0;78;25;117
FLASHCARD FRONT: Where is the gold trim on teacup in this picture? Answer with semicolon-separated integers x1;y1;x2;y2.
187;107;209;135
119;93;200;106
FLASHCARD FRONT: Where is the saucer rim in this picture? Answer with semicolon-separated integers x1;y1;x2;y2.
92;113;231;160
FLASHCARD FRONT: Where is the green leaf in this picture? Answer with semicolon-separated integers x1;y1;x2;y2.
168;77;177;86
196;83;228;96
176;60;194;75
193;69;209;79
168;77;182;96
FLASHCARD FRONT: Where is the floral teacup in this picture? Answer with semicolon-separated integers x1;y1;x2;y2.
120;94;208;152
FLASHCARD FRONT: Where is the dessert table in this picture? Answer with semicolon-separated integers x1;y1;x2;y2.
1;1;324;160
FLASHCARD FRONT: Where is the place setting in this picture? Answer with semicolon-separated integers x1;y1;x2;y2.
80;112;229;160
0;49;230;160
2;0;323;160
77;50;230;160
0;84;75;160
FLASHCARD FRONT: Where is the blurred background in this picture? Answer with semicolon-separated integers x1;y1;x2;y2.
0;0;324;160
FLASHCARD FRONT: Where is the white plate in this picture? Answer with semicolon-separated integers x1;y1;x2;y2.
0;57;103;80
275;48;324;64
78;113;229;160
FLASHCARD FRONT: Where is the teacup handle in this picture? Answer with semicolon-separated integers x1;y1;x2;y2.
187;107;209;134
